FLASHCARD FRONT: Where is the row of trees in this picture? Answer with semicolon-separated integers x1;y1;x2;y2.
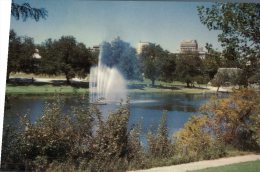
8;30;259;88
139;43;222;87
8;30;96;84
8;31;212;87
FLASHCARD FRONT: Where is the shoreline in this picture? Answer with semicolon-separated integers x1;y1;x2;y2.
6;76;236;95
6;84;225;95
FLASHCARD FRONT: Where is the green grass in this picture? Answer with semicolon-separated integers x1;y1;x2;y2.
6;84;213;95
191;160;260;172
6;84;88;95
7;75;213;95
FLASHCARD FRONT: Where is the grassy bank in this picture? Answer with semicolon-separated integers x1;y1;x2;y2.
7;75;214;95
6;84;88;95
191;160;260;172
5;84;214;95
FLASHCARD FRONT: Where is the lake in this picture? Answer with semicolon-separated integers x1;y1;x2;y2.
4;92;213;143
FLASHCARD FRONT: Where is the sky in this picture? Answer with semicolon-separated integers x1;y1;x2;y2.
10;0;223;53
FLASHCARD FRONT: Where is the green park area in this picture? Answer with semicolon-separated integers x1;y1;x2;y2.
6;74;212;95
191;160;260;172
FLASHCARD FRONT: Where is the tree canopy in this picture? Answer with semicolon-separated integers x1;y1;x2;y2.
11;2;47;21
101;37;140;80
139;43;175;86
198;3;260;82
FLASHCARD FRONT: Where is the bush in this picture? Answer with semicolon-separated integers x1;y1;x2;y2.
173;115;226;161
200;88;260;150
147;111;173;158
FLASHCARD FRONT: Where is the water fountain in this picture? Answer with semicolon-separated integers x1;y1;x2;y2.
89;47;127;104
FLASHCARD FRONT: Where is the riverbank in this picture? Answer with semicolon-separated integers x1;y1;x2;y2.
6;75;231;95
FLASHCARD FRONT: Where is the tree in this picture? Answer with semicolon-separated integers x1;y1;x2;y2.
202;43;223;80
11;2;47;21
48;36;93;84
7;30;21;82
7;30;36;81
198;3;260;81
101;38;140;80
147;111;171;158
160;53;176;82
139;44;171;86
175;52;203;87
19;36;35;74
211;68;243;92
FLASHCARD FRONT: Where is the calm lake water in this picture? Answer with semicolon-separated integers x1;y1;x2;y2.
4;92;213;143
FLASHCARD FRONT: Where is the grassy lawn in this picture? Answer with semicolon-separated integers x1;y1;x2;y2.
6;84;88;95
6;83;213;95
191;160;260;172
7;74;213;94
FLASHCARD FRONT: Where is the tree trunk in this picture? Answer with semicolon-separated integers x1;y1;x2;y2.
66;75;71;85
217;85;220;93
152;79;155;87
186;81;190;88
6;71;10;83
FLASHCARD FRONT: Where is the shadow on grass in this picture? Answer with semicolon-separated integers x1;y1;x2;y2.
8;78;89;88
127;83;182;90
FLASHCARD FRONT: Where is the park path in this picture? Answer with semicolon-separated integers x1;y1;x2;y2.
131;154;260;172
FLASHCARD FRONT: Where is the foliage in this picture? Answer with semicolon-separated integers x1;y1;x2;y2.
1;96;139;171
173;115;226;161
139;43;176;85
200;89;260;150
198;3;260;81
7;31;95;84
101;37;141;80
147;111;172;158
211;68;243;91
175;52;203;87
2;89;260;171
7;30;21;81
202;43;223;80
11;2;47;21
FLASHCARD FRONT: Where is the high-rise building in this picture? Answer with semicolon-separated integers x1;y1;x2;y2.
180;40;198;53
137;41;150;54
179;40;206;59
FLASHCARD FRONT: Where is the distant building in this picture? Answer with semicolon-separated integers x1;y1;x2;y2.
180;40;198;53
32;49;41;59
91;45;100;52
137;41;151;54
180;40;206;59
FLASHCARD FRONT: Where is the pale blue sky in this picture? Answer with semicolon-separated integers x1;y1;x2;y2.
11;0;222;52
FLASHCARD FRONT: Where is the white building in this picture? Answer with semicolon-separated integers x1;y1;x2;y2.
180;40;206;59
180;40;198;53
137;41;150;54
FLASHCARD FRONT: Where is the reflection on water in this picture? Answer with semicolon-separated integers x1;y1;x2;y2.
4;93;213;143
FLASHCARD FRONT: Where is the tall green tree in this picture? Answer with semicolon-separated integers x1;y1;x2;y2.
101;38;140;80
198;3;260;81
139;44;172;86
175;52;203;87
7;30;36;81
7;30;21;82
202;43;223;80
43;36;93;84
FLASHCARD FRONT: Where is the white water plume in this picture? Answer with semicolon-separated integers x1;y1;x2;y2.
89;48;127;103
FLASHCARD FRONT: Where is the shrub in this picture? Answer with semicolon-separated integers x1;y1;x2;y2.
147;111;172;158
200;88;260;150
173;115;226;161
